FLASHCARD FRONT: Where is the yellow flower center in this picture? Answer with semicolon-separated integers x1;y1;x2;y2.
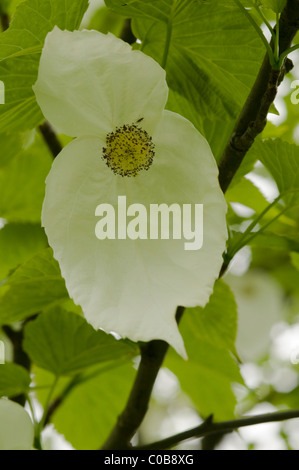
102;123;155;177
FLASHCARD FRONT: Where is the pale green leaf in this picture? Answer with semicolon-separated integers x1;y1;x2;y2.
166;343;242;421
249;232;299;252
226;177;268;213
183;280;239;355
23;307;138;376
0;0;89;131
290;252;299;271
35;363;135;449
0;223;48;280
0;132;23;168
166;280;242;421
248;139;299;205
0;248;69;325
0;134;52;222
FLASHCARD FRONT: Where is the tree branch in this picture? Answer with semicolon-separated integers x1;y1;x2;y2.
218;0;299;193
2;325;31;406
0;13;9;31
120;19;136;45
39;121;63;159
135;409;299;450
101;307;185;450
100;0;299;451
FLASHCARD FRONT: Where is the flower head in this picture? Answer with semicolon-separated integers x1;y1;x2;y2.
34;28;227;358
0;399;34;450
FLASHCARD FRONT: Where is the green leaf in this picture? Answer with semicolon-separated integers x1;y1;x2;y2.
166;89;236;162
249;232;299;253
2;1;25;17
166;280;242;421
0;0;89;132
23;307;138;376
290;252;299;271
0;363;31;397
107;0;264;137
184;280;239;355
167;346;241;421
0;134;52;223
198;118;235;162
0;1;11;15
261;0;286;13
271;385;299;410
34;363;135;449
0;132;23;168
85;4;125;36
269;102;280;115
0;248;69;325
248;139;299;205
105;0;170;21
226;177;268;213
0;223;48;280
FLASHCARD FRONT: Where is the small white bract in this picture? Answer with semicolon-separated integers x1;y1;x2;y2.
34;27;227;358
0;399;34;450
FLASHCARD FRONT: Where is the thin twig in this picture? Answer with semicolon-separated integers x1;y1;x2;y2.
39;121;63;159
218;0;299;193
101;307;185;450
0;13;9;31
120;19;136;44
135;409;299;450
100;0;299;451
2;325;31;406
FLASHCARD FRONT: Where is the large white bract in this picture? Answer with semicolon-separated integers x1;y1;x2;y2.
0;399;34;450
34;27;227;358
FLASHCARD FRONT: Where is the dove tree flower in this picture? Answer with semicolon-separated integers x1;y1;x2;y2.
33;27;227;357
0;399;34;450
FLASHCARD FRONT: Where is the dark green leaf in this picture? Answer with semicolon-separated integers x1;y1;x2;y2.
107;0;264;139
0;363;31;397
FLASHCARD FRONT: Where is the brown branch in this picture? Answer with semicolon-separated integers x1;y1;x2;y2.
135;409;299;450
101;307;184;450
2;325;31;406
218;0;299;193
0;13;9;31
39;121;63;159
120;19;136;45
100;0;299;451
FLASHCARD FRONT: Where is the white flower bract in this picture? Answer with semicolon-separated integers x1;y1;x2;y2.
34;28;228;358
0;399;34;450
